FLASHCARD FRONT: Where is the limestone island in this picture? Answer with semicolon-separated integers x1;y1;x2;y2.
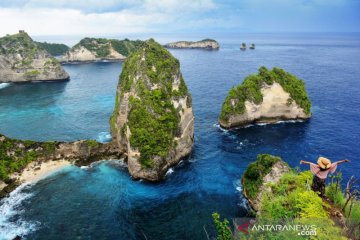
219;67;312;129
0;31;69;83
60;38;143;63
0;39;194;197
165;39;220;50
110;39;194;181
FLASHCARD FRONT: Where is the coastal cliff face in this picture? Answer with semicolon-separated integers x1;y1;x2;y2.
110;39;194;181
60;38;143;63
165;39;220;49
0;31;69;83
0;134;122;197
219;67;312;128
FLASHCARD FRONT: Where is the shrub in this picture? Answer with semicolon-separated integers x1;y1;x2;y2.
212;212;233;240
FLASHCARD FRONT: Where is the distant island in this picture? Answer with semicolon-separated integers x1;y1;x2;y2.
35;41;70;56
219;67;312;128
0;31;69;83
165;39;220;49
60;37;143;63
240;43;246;50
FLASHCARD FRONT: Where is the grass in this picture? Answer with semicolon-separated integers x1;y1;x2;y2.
326;177;360;239
219;66;312;122
85;140;99;148
25;70;40;76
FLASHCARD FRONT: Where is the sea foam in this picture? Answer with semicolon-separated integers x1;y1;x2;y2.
96;132;112;143
0;83;11;90
0;184;39;239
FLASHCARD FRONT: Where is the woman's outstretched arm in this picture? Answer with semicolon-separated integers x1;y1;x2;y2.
335;159;350;164
300;160;312;165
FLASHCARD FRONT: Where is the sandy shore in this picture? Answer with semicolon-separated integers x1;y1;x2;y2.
12;159;72;185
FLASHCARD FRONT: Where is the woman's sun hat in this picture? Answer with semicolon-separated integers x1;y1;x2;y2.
318;157;331;169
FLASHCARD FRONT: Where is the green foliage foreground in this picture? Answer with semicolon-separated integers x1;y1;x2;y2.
213;154;357;240
219;67;312;122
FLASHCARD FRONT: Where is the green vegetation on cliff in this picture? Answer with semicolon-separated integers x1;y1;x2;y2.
111;39;191;168
73;37;143;58
1;31;40;69
219;67;312;121
0;31;62;72
0;31;37;56
35;41;70;55
0;135;56;181
110;39;143;56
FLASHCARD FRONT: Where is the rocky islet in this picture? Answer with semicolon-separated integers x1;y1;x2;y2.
219;66;312;129
165;39;220;49
0;31;69;83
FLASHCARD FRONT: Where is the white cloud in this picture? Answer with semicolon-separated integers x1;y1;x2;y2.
0;0;217;36
0;8;171;36
143;0;215;13
0;0;216;13
24;0;140;13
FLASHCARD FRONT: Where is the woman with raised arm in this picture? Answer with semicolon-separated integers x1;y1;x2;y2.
300;157;350;197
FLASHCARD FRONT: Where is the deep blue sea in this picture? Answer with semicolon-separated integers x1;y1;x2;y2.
0;33;360;240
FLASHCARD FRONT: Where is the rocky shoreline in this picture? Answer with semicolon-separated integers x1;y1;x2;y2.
0;135;123;199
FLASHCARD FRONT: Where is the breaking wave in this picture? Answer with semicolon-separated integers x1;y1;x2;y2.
0;184;39;240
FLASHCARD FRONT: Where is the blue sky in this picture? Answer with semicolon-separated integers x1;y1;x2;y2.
0;0;359;36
